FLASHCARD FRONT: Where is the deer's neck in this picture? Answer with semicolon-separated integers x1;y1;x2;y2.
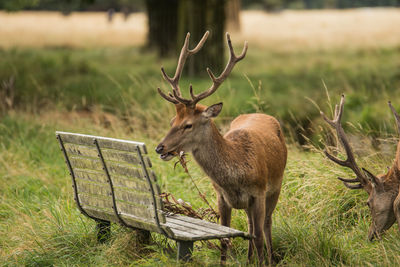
191;122;237;185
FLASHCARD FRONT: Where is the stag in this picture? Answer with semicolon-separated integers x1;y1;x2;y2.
155;31;287;265
321;94;400;240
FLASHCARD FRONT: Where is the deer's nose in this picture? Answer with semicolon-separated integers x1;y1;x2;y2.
155;144;164;154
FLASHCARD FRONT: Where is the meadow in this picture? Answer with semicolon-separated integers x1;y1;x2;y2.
1;9;400;266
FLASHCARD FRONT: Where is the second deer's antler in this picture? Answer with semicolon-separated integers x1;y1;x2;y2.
389;101;400;134
321;94;370;189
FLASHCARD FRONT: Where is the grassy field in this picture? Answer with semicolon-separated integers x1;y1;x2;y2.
1;8;400;266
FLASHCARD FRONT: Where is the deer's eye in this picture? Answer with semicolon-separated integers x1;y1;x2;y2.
184;124;192;130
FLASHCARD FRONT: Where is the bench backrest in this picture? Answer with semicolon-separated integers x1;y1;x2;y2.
56;131;169;235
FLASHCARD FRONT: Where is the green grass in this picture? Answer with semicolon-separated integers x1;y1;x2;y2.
1;45;400;265
1;111;400;266
1;45;400;143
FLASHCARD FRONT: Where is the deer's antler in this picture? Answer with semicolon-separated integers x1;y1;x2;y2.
158;31;210;105
158;32;248;108
321;94;371;189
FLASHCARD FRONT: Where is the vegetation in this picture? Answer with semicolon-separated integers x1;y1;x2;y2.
1;109;400;265
1;8;400;267
1;45;400;143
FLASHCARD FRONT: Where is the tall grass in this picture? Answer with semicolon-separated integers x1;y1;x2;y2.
1;106;400;265
1;41;400;265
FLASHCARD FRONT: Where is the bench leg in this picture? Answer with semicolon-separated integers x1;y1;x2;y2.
177;240;193;262
96;220;111;243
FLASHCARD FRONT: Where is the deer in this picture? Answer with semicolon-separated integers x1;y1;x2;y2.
155;30;287;265
321;94;400;241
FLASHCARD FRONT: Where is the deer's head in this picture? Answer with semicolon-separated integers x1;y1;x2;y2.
155;31;247;161
322;95;400;240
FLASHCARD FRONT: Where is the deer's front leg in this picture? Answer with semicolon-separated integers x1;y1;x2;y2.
218;194;232;264
250;196;266;266
394;187;400;232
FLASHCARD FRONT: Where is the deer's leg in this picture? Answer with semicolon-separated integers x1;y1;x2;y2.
394;188;400;232
250;196;266;266
264;190;280;265
245;208;255;261
218;195;232;264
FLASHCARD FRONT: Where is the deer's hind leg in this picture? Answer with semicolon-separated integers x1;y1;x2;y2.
249;195;266;266
264;190;281;265
245;209;255;261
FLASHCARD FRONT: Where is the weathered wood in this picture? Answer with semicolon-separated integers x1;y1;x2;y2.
167;216;225;236
64;143;142;165
69;156;144;180
175;215;250;237
84;206;171;235
165;214;251;241
96;220;111;243
78;193;157;219
74;169;149;191
165;221;210;236
57;131;148;154
177;240;193;262
75;179;154;206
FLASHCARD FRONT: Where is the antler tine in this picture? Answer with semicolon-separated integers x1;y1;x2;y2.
189;32;248;107
172;88;193;106
321;94;369;188
389;101;400;134
157;88;179;104
158;31;210;102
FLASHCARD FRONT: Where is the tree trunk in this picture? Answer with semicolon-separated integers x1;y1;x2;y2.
146;0;178;57
226;0;241;32
177;0;226;77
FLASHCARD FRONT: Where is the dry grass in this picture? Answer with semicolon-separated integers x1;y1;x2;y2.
0;11;147;47
240;8;400;50
1;8;400;50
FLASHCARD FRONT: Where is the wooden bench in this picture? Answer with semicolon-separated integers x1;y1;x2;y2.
56;131;250;261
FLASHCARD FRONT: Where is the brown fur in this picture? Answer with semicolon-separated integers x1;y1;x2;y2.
157;103;287;265
365;141;400;240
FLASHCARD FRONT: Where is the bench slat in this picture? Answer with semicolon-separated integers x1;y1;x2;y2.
69;156;144;180
164;220;211;236
75;179;155;206
174;215;245;235
64;143;143;165
165;214;251;241
83;206;170;234
78;193;165;223
79;194;154;219
74;169;149;191
167;216;232;236
57;131;147;154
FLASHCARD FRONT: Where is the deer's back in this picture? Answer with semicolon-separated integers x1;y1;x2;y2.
224;113;287;191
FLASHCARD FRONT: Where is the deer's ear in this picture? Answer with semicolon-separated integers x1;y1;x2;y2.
202;103;223;118
362;168;380;187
